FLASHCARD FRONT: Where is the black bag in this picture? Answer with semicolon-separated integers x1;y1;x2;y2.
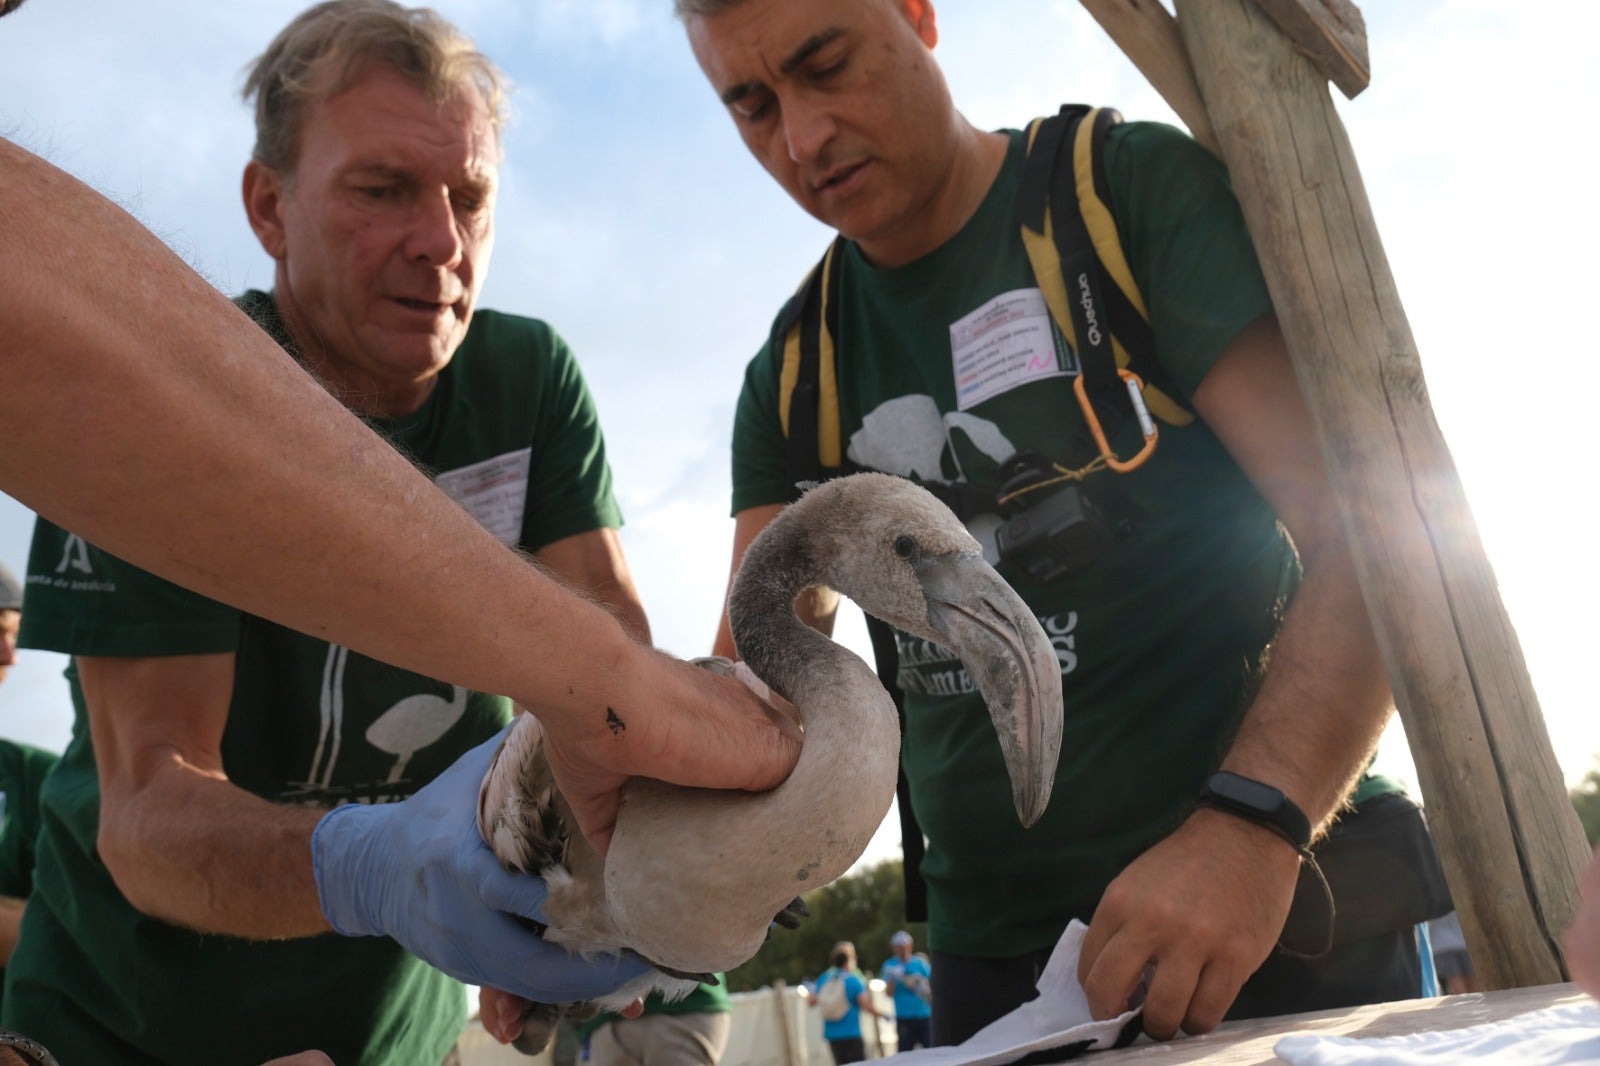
1278;791;1454;957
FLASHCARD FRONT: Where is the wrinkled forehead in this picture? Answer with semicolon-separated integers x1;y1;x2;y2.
301;64;503;175
686;0;890;91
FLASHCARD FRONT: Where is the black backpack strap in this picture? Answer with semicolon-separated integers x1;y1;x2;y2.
781;237;849;497
1020;105;1194;429
865;614;927;922
1063;108;1192;425
1028;106;1123;407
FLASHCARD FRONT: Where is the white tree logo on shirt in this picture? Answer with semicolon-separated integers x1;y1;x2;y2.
55;535;93;575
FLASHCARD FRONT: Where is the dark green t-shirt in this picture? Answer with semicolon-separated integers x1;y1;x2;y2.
731;123;1397;957
0;738;59;1014
9;295;624;1066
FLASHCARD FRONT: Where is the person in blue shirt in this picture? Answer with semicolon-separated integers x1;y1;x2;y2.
880;931;933;1051
809;941;884;1064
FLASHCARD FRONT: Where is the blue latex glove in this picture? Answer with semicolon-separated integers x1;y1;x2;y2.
311;725;648;1002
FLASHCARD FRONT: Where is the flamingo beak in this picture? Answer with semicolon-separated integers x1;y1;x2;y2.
914;551;1064;827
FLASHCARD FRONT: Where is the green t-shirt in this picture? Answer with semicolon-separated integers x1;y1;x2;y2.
8;294;624;1066
731;122;1396;957
572;974;731;1044
0;738;59;1014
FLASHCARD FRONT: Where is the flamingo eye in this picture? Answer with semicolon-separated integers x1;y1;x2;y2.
893;535;917;558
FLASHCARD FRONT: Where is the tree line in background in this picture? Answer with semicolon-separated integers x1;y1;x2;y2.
726;859;926;994
729;771;1600;996
1572;769;1600;846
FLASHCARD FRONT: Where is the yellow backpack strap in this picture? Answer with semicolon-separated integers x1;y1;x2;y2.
1020;106;1194;428
778;238;846;488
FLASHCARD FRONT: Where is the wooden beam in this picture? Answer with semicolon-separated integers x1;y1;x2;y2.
1173;0;1588;988
1249;0;1371;98
1078;0;1217;153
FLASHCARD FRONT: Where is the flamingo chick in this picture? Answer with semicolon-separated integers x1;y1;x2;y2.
478;473;1064;1052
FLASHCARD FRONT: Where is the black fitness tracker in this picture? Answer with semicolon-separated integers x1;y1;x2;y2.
1197;770;1312;854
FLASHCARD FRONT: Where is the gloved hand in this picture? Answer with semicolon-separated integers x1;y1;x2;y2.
311;725;649;1003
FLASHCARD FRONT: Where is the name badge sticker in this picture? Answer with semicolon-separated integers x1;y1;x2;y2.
434;448;532;546
949;288;1072;410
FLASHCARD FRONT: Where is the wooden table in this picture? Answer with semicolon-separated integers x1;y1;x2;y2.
1098;984;1589;1063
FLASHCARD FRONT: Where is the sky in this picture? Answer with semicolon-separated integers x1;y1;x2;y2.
2;0;1598;872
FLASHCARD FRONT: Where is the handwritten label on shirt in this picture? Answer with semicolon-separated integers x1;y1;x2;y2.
434;448;532;547
949;288;1073;411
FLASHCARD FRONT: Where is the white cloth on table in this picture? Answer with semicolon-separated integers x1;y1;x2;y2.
886;920;1138;1065
1275;1002;1600;1064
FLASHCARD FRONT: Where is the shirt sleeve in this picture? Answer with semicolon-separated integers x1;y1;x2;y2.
517;325;626;550
728;333;797;516
18;517;241;657
1107;121;1277;399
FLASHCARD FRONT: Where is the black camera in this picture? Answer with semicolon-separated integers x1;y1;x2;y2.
993;454;1116;582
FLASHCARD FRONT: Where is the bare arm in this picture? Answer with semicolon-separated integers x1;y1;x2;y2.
1079;317;1392;1038
1199;318;1392;818
79;653;331;937
0;140;797;844
535;528;651;645
711;503;840;658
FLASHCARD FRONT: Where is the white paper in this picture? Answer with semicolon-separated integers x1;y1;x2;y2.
433;448;532;547
949;288;1072;411
888;921;1139;1066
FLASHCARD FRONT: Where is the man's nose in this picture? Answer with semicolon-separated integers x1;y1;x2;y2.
783;98;837;166
406;190;466;268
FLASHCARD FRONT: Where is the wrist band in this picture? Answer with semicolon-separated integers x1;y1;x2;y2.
1197;770;1313;856
1196;771;1336;959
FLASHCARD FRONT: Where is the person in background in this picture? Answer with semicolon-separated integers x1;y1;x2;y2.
0;565;18;690
4;1;774;1061
0;563;60;1014
880;930;932;1051
684;0;1448;1044
575;976;734;1066
810;941;884;1064
1427;912;1477;995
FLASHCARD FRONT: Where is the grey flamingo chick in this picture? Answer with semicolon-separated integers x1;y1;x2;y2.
478;473;1064;1051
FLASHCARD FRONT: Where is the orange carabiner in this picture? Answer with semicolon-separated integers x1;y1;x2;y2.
1073;368;1158;473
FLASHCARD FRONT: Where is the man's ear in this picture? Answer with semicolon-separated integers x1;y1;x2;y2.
903;0;938;49
242;160;288;261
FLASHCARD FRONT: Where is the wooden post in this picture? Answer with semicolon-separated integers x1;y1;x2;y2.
1078;0;1217;152
1250;0;1370;97
1170;0;1590;988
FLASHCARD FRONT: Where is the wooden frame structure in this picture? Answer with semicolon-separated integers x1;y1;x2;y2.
1078;0;1589;988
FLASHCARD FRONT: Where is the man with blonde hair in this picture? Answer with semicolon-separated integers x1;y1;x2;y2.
5;2;713;1062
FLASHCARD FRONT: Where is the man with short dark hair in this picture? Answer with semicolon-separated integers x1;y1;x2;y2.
685;0;1446;1044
